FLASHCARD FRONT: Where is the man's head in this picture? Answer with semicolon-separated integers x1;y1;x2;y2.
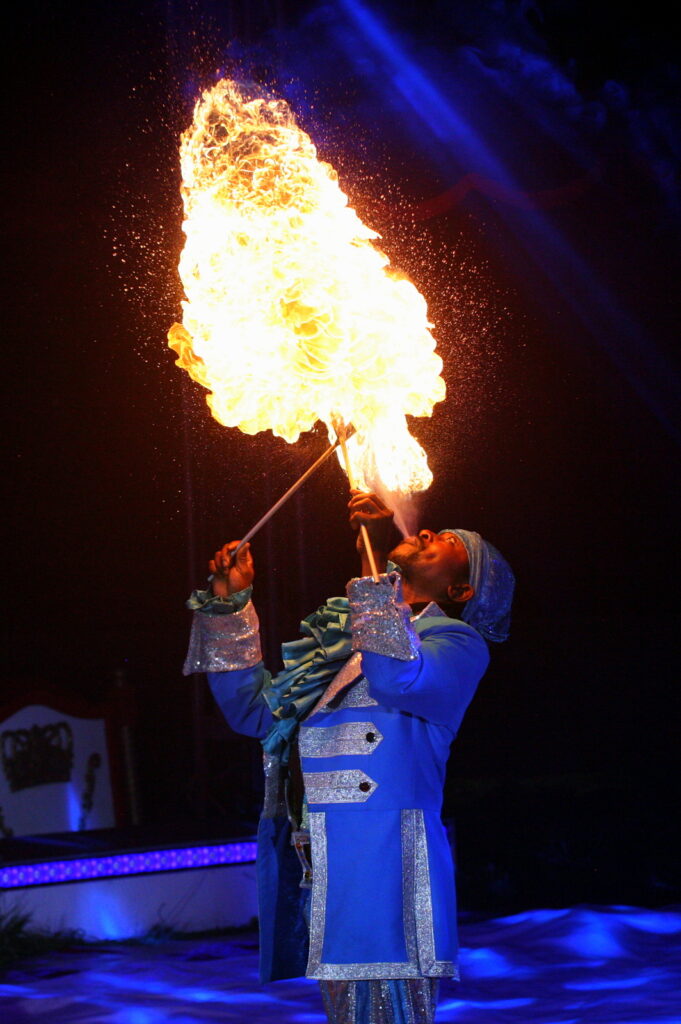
390;527;515;642
389;530;474;607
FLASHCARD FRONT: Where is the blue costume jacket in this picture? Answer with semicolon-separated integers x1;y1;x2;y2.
198;596;489;984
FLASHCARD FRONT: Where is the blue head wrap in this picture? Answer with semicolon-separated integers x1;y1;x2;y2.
439;529;515;643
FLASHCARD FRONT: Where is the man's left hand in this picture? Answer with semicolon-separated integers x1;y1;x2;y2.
348;490;397;560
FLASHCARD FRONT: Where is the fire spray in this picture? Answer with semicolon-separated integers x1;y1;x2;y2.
169;79;445;556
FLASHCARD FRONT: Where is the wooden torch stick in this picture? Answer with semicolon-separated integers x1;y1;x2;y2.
230;428;356;563
336;425;380;583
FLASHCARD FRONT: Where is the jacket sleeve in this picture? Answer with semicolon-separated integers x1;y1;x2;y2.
182;595;275;740
360;621;490;732
207;664;275;740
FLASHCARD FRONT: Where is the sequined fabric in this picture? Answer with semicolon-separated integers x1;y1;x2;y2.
311;653;364;714
299;721;383;758
182;601;262;674
405;809;456;977
319;978;440;1024
440;529;515;642
305;769;378;804
327;675;378;710
346;574;421;661
262;753;287;819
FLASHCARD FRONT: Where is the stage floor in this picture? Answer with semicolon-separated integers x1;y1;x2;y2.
1;905;679;1022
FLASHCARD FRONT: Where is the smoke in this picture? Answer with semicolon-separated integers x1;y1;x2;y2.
243;1;680;223
372;481;420;539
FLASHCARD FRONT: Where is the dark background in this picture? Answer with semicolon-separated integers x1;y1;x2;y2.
3;0;680;910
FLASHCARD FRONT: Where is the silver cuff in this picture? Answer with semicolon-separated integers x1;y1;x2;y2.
346;573;421;661
182;602;262;675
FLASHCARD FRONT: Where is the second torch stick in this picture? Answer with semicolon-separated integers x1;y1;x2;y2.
336;425;380;582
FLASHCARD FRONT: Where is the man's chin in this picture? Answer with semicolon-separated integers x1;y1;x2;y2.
389;537;420;566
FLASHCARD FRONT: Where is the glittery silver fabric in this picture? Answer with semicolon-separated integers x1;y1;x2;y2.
333;676;379;709
314;962;423;982
312;653;363;715
441;529;515;642
346;574;421;661
401;809;418;968
305;770;378;804
404;809;458;979
182;601;262;675
319;978;440;1024
262;752;287;819
308;811;328;976
411;809;436;974
299;722;383;758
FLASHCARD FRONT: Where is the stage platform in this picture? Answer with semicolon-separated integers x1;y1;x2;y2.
0;824;258;939
1;905;679;1023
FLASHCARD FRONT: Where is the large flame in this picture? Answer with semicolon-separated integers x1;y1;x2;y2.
168;79;445;493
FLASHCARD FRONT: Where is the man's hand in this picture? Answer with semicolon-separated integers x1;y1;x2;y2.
348;490;396;572
209;541;254;599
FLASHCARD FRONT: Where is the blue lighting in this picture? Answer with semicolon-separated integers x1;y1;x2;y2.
460;944;514;978
112;1011;158;1024
613;908;681;934
498;907;569;926
557;912;624;958
338;0;509;181
1;905;678;1022
439;996;536;1010
334;0;681;440
565;972;661;991
0;841;257;889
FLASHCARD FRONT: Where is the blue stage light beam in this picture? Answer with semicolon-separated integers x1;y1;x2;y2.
335;0;681;441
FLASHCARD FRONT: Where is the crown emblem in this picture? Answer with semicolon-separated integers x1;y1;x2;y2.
1;722;74;791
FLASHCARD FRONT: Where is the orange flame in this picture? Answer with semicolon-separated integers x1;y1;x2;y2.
168;79;445;494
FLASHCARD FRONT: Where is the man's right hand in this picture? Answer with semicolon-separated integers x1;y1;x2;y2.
348;490;396;555
209;541;254;599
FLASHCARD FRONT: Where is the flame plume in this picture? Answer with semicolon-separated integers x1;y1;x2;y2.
169;79;445;494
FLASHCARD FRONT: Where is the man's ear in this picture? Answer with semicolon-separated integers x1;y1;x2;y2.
447;582;474;604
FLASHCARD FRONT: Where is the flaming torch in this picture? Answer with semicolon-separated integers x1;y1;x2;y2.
169;79;445;564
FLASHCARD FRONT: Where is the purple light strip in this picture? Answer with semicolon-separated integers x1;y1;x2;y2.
0;841;258;890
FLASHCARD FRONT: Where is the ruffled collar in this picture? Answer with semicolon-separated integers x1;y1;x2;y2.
261;596;353;762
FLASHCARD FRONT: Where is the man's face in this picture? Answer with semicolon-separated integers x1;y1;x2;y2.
389;530;470;602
